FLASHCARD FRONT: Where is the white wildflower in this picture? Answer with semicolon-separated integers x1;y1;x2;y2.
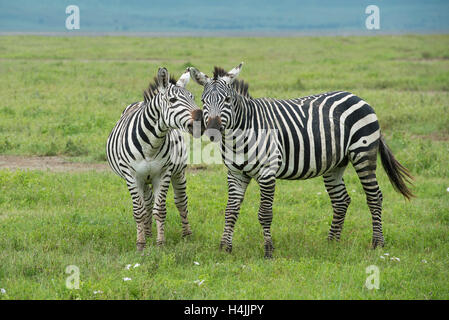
383;253;389;256
390;257;400;262
193;261;200;266
123;277;132;281
125;264;132;270
446;187;449;192
422;259;428;263
133;263;141;268
93;290;103;295
193;279;205;286
0;288;6;294
380;256;385;259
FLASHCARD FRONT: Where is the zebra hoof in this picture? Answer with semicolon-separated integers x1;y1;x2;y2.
136;242;146;252
264;252;273;259
219;242;232;253
182;230;193;238
156;240;165;246
327;236;341;243
264;243;274;259
372;238;385;249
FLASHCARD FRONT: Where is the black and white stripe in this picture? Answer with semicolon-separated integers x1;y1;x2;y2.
191;63;413;258
106;67;203;250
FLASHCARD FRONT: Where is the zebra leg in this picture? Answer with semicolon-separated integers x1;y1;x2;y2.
220;171;251;253
152;172;172;246
126;179;148;251
256;174;276;259
143;184;154;239
351;149;384;248
323;165;351;241
171;170;192;237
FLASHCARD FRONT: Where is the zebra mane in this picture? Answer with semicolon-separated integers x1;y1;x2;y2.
213;66;251;98
213;66;228;80
143;76;177;103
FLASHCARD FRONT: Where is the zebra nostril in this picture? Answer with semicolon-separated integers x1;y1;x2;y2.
205;128;221;143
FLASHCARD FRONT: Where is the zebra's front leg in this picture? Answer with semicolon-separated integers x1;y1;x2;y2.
257;174;276;259
171;171;192;237
220;171;251;253
152;173;172;246
127;180;148;251
143;184;154;239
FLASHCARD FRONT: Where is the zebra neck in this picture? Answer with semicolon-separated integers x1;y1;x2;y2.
221;95;273;147
220;95;255;147
231;95;257;130
139;100;169;152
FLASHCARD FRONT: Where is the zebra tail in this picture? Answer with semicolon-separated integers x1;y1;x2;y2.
378;135;415;200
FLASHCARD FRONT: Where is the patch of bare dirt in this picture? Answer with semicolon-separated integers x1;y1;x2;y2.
0;58;185;63
0;155;109;172
410;132;449;142
0;155;211;173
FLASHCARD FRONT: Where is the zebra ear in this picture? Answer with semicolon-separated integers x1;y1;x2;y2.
223;62;243;84
176;68;191;88
189;67;210;86
157;67;170;93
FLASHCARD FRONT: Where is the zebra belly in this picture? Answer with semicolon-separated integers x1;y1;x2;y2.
275;122;347;180
133;158;168;183
276;150;346;180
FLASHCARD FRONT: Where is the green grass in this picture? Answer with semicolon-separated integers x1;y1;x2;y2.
0;35;449;299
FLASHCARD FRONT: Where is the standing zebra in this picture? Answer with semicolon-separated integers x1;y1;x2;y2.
106;67;203;251
190;63;413;258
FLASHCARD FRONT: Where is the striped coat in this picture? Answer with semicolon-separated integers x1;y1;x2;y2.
106;67;203;250
190;63;413;258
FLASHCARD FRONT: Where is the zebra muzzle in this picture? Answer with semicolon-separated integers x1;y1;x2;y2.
205;116;223;143
188;109;205;138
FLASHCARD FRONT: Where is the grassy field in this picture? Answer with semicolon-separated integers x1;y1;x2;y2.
0;35;448;299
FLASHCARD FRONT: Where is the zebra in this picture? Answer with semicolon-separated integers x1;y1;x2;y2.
189;62;414;258
106;67;203;251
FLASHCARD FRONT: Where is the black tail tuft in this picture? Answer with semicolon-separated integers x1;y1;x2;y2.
379;135;415;200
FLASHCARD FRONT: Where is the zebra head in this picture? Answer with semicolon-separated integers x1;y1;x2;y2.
153;67;204;137
189;63;243;142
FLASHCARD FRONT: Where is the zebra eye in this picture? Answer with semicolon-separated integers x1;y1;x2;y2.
225;96;231;103
169;98;177;104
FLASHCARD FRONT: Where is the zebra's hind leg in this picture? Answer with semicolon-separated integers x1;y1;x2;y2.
220;171;251;254
351;148;384;248
324;165;351;242
171;170;192;238
126;179;148;252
